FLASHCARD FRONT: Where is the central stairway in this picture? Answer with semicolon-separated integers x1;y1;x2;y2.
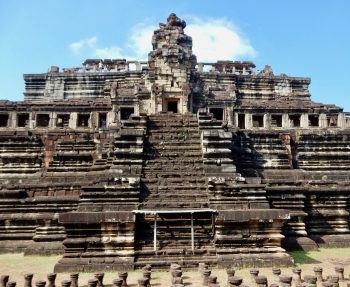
134;113;216;269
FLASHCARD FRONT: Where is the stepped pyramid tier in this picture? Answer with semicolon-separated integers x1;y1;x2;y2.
1;13;350;270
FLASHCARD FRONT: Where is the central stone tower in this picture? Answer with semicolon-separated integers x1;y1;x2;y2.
148;13;197;114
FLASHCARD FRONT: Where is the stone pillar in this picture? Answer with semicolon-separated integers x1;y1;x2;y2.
94;273;104;287
313;266;323;282
202;269;211;286
228;276;242;287
264;113;271;129
35;282;46;287
49;112;55;128
69;273;79;287
47;273;57;287
197;63;204;72
338;113;346;129
87;279;97;287
112;279;123;287
250;269;259;284
29;113;35;129
118;272;128;287
24;274;33;287
279;275;292;287
61;281;71;287
292;268;302;284
198;263;208;273
282;114;290;128
207;276;217;285
304;275;317;287
335;266;344;281
255;276;268;287
327;275;339;287
70;113;77;129
6;282;16;287
245;113;253;129
137;278;148;287
301;113;309;128
227;269;235;285
135;62;141;71
0;276;9;287
319;113;327;128
272;268;281;283
9;112;16;128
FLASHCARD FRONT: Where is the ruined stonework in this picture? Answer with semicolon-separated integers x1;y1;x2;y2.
0;13;350;270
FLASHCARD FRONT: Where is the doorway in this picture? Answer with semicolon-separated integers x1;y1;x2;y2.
167;101;178;113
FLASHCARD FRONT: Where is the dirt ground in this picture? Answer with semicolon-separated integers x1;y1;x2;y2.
1;248;350;287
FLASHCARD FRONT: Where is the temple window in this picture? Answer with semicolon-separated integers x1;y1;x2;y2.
271;115;282;127
0;114;9;127
77;114;90;127
120;107;135;120
238;114;245;129
252;115;264;128
289;115;300;127
57;114;70;127
309;115;319;127
18;114;29;127
210;108;224;120
99;113;107;128
37;114;50;127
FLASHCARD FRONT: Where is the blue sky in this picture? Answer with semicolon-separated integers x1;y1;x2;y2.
1;1;350;111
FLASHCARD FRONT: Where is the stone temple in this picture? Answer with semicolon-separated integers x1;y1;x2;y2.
1;13;350;271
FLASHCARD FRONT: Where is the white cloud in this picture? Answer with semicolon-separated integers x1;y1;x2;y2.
69;37;97;55
186;17;257;62
127;24;156;59
68;16;257;62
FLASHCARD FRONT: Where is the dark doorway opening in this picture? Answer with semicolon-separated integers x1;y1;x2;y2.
99;114;107;128
271;115;282;127
77;114;90;127
37;114;50;127
290;115;300;127
18;114;29;127
57;114;70;127
238;114;245;129
309;115;319;127
121;107;134;120
0;114;9;127
252;115;264;127
210;108;223;120
167;101;178;113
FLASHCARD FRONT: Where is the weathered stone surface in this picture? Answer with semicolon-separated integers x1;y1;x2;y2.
1;13;350;271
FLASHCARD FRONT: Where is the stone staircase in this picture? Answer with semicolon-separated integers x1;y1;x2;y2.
135;113;216;269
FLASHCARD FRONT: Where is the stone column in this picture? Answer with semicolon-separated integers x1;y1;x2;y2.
327;275;339;287
69;273;78;287
264;113;271;129
301;113;309;128
313;266;323;282
228;276;242;287
250;269;259;284
47;273;57;287
338;113;346;129
319;113;327;128
335;266;344;281
272;268;281;283
6;282;16;287
118;272;128;287
0;277;9;287
70;113;77;129
24;274;33;287
279;275;292;287
282;114;290;128
94;273;104;287
61;281;71;287
292;268;302;284
35;282;46;287
304;275;317;287
245;113;253;129
201;269;211;286
112;279;123;287
197;63;204;72
255;276;268;287
87;279;97;287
